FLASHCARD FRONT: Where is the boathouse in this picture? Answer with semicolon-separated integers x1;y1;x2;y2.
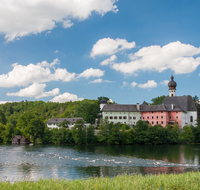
12;135;30;145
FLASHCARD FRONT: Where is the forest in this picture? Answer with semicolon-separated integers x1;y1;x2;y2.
0;95;200;145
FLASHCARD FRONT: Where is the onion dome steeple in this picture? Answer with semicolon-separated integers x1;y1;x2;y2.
100;97;107;111
168;75;177;97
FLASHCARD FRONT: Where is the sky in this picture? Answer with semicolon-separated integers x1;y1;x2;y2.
0;0;200;104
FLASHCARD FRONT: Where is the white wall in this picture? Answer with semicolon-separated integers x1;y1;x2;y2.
181;111;197;128
102;111;141;125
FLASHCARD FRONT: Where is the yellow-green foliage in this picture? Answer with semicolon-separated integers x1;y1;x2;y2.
1;172;200;190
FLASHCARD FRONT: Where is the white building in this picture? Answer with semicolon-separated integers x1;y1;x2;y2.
46;117;90;129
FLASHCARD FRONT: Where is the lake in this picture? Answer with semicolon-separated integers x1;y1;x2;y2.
0;144;200;181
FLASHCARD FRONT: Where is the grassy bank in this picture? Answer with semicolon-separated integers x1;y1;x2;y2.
1;172;200;190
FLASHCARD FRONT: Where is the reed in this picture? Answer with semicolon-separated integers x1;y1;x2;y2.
1;172;200;190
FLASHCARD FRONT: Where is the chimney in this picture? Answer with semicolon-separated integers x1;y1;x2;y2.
171;104;174;110
137;103;140;110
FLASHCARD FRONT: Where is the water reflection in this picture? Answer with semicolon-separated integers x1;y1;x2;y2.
0;144;200;181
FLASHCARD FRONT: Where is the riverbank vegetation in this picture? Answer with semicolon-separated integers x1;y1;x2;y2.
0;96;200;145
1;172;200;190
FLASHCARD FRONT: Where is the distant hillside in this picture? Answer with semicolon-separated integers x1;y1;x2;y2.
0;99;100;126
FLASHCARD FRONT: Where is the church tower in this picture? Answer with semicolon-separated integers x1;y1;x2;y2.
100;98;107;111
168;75;177;97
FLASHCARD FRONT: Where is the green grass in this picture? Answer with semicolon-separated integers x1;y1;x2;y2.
1;172;200;190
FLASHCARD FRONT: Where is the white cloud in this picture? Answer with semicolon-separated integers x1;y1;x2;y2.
160;80;169;86
78;68;104;79
0;0;118;41
89;78;103;83
130;81;138;88
7;83;59;99
91;38;136;57
0;59;76;87
100;55;117;65
138;80;158;89
54;50;59;53
89;78;112;83
112;41;200;74
50;92;83;103
0;101;12;104
62;20;74;28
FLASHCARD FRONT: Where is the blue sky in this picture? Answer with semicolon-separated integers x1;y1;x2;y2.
0;0;200;104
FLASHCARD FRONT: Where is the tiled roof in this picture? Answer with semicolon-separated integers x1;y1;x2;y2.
102;96;197;112
162;96;197;112
140;104;167;112
47;117;83;124
102;104;140;112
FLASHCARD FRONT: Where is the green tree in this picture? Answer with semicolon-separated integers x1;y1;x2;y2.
0;123;6;143
108;122;121;144
26;117;45;143
180;125;195;143
3;123;15;144
97;118;111;144
86;125;96;144
72;119;86;145
0;110;6;125
151;95;166;105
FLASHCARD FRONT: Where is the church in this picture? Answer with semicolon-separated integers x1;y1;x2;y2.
100;76;197;128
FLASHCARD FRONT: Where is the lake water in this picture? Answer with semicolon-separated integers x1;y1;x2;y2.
0;144;200;181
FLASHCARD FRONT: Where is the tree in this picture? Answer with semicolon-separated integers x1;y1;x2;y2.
0;123;6;143
180;125;195;143
151;95;166;105
3;123;15;144
86;125;96;144
0;110;6;125
26;117;45;143
72;119;86;145
97;118;111;144
108;122;121;144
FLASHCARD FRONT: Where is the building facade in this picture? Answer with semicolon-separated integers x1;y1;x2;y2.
100;76;197;128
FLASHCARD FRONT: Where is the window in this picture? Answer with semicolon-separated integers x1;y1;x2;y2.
157;121;158;124
129;117;132;119
143;117;145;119
114;116;117;119
161;116;163;119
110;112;112;114
170;117;171;119
152;112;154;114
156;116;158;119
147;116;149;119
133;117;136;119
140;117;141;119
161;111;163;113
190;116;193;122
124;122;126;124
124;112;126;114
161;121;163;124
176;112;178;113
176;116;178;119
106;112;107;114
110;116;113;119
119;116;122;119
152;116;154;119
152;121;154;124
123;116;127;119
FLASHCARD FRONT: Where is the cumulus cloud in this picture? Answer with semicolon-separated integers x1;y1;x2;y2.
62;20;74;28
0;101;12;104
100;55;117;65
0;0;118;41
50;92;83;103
138;80;158;89
112;41;200;74
89;78;103;83
0;59;76;87
89;78;112;83
130;81;138;88
7;83;59;99
91;38;136;57
78;68;105;79
160;80;169;86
